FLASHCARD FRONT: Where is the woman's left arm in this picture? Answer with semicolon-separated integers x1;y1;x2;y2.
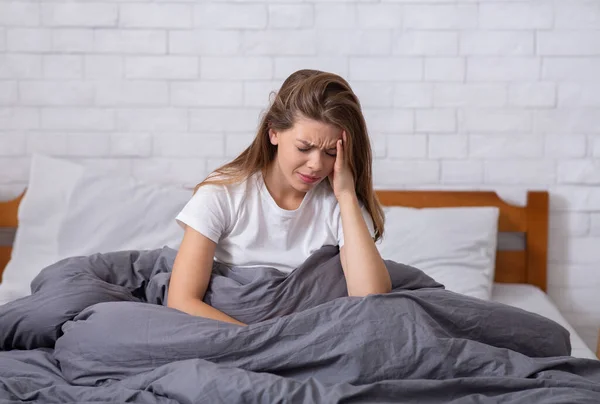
338;194;391;296
330;130;391;297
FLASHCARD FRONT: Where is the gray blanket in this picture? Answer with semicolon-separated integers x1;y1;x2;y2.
1;245;599;403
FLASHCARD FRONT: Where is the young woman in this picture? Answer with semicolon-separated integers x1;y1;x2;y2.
167;69;390;326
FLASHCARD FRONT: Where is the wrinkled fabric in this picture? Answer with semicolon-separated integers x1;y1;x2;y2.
1;245;599;403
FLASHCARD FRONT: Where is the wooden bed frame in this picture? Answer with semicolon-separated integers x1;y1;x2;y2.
0;192;21;280
0;190;548;291
376;190;549;292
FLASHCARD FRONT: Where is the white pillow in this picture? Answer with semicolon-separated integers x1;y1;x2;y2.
0;154;192;303
0;155;84;303
56;167;190;257
376;206;500;300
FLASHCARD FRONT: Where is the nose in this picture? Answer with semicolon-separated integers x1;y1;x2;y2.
306;151;323;172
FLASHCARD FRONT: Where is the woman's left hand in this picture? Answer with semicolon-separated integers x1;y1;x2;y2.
328;130;356;201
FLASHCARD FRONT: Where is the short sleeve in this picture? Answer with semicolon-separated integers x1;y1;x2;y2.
175;184;230;243
336;202;376;248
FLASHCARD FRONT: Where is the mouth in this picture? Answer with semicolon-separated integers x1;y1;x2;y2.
297;173;321;184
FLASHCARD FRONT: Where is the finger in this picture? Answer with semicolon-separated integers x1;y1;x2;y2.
336;137;343;170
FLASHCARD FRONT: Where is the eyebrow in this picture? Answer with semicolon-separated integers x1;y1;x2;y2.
298;139;337;151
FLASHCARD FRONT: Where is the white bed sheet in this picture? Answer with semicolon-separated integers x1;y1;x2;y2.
492;283;597;360
0;283;23;307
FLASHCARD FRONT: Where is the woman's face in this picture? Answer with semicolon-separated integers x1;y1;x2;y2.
269;116;342;194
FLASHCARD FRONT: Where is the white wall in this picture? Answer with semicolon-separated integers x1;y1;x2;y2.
0;0;599;350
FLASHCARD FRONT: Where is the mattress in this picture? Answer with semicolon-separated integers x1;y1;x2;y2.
492;283;597;360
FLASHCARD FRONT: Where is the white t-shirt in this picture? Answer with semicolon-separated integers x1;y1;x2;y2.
176;171;375;273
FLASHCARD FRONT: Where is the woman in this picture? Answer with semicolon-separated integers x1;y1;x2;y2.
167;69;390;326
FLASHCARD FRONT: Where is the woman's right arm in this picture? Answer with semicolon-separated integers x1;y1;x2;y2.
167;225;246;326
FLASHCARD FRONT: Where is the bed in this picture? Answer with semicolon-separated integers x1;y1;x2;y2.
0;155;599;402
0;180;597;360
376;190;598;361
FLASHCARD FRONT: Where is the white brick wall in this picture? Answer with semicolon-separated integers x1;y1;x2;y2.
0;0;599;352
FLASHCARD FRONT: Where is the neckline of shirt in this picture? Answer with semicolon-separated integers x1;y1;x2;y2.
255;171;317;218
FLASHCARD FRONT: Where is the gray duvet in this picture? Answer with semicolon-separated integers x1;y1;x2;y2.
0;245;599;403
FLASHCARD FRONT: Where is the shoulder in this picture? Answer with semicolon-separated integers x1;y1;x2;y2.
195;173;257;200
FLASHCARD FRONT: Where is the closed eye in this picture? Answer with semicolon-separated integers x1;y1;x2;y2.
297;147;336;158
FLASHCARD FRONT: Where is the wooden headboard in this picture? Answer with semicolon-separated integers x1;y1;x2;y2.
0;190;548;290
0;192;22;281
376;190;548;292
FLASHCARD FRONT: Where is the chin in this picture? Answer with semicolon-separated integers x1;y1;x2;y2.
293;180;311;193
290;173;315;192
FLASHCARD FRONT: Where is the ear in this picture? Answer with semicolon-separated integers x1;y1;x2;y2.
268;128;279;146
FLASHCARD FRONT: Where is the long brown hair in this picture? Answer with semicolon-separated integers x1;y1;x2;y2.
194;69;385;241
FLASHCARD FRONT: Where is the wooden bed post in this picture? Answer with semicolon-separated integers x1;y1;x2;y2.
526;191;549;292
0;192;23;282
